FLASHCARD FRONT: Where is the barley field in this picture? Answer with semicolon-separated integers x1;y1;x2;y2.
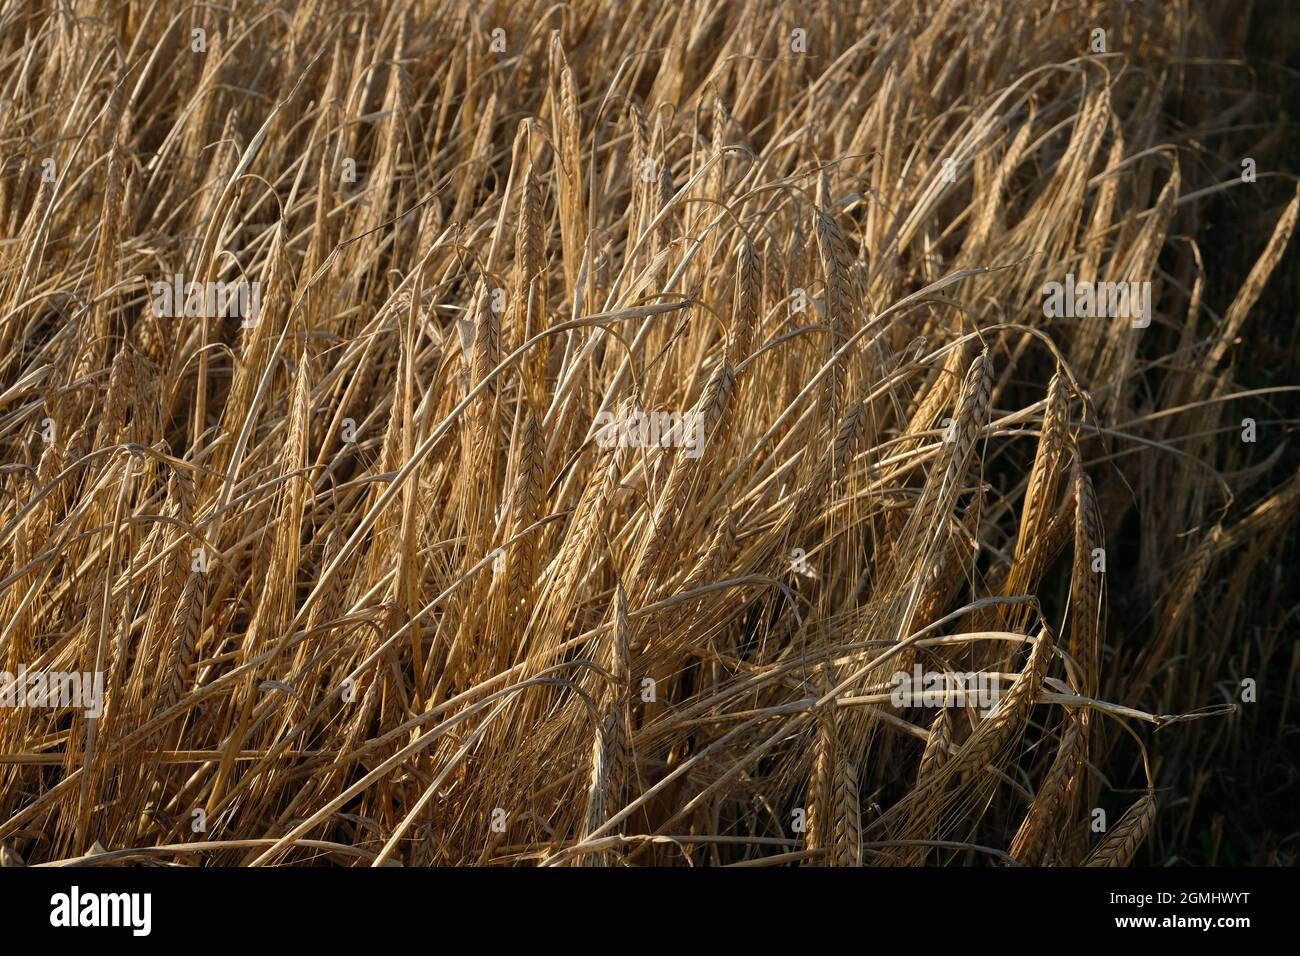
0;0;1296;867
